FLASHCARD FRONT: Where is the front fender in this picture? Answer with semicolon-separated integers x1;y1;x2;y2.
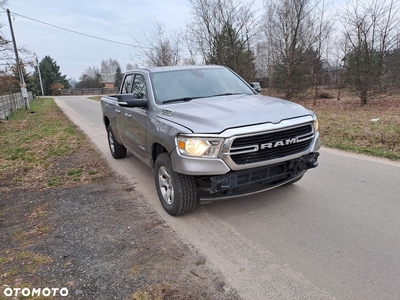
147;116;193;168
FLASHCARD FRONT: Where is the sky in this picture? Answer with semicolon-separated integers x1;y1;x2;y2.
1;0;345;81
0;0;264;81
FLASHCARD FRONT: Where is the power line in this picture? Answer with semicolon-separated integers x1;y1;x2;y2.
3;9;194;59
9;10;139;48
5;10;194;53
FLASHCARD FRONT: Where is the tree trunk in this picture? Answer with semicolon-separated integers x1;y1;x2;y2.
360;91;368;106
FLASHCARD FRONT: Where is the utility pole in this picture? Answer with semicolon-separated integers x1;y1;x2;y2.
34;53;44;96
7;9;30;110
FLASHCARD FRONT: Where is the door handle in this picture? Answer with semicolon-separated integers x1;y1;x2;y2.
125;113;132;118
115;109;121;113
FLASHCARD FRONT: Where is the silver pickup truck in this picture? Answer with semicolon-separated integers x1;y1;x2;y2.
101;65;320;216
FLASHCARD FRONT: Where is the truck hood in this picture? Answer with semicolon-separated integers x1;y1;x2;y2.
157;94;311;133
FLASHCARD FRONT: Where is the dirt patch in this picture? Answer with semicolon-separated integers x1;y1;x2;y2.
0;146;239;300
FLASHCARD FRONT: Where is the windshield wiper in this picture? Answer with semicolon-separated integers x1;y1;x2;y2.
162;97;195;104
206;93;245;97
162;93;247;104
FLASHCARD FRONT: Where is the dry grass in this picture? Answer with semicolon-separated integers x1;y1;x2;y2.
0;98;111;298
131;283;193;300
0;98;110;191
262;89;400;160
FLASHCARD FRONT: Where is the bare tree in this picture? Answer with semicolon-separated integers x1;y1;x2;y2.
180;30;201;65
330;35;350;100
0;7;19;96
100;58;120;74
262;0;328;99
133;21;180;67
78;66;102;88
125;62;139;71
1;2;33;78
254;42;270;81
1;0;13;72
312;0;333;104
186;0;258;81
340;0;399;106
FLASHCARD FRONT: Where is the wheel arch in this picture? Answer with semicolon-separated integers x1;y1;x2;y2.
103;116;110;129
151;143;168;169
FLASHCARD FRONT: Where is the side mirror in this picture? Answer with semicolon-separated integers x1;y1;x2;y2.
117;94;147;108
250;82;261;93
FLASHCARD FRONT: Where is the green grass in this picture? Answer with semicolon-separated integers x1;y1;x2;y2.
87;96;102;101
47;176;64;187
0;97;107;297
297;96;400;161
67;168;83;176
0;98;85;181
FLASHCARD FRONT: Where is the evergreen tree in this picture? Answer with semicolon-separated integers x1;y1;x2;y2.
206;23;255;82
39;55;70;95
272;48;320;99
114;66;123;89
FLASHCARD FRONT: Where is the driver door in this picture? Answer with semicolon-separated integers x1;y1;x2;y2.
119;73;148;163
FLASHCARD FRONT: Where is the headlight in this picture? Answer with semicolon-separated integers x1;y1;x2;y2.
177;136;223;157
314;119;319;132
312;114;319;132
314;118;319;132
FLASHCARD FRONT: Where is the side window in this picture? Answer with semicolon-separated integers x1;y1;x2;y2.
121;74;134;94
132;74;146;99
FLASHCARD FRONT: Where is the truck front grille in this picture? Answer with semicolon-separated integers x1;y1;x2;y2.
229;124;313;165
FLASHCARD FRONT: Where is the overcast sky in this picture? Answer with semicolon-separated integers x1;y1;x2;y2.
2;0;346;81
0;0;263;80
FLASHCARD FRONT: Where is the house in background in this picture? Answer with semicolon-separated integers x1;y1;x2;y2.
101;73;116;89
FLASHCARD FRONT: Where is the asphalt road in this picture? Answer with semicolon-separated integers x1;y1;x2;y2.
54;96;400;300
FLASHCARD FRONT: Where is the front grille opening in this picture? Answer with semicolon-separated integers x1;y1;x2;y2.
230;124;313;165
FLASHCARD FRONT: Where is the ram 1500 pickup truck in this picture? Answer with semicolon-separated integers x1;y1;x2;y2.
101;65;320;216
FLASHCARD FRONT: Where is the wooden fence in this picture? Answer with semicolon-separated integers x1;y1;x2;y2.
0;92;34;120
60;88;118;96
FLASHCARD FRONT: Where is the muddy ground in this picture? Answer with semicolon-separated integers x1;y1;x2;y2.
0;142;240;299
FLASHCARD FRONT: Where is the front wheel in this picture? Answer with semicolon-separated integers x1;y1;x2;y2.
154;153;197;216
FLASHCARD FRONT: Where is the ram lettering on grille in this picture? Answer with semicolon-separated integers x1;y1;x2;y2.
260;137;299;149
228;124;314;165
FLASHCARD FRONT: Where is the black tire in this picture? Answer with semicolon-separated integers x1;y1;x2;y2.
107;124;127;159
154;153;197;216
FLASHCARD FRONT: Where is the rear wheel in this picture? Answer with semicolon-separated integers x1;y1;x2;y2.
154;153;197;216
107;125;127;159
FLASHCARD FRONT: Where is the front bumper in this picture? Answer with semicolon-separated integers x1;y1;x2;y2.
170;148;231;175
198;152;319;202
171;119;321;176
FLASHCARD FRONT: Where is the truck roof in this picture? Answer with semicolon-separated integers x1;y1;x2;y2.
126;65;225;74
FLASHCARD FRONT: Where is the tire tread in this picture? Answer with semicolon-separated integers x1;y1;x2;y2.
155;153;197;216
107;125;127;159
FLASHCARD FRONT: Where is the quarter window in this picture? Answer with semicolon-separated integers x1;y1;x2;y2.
121;74;134;94
132;74;146;99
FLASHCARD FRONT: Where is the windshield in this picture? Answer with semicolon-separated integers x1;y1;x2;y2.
150;67;255;104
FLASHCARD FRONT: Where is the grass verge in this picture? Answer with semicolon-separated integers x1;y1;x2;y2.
282;93;400;161
0;98;108;190
261;89;400;161
309;97;400;161
0;97;110;298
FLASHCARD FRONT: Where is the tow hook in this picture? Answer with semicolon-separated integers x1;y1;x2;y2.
306;152;320;169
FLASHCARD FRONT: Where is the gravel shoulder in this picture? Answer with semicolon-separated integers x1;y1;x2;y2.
0;127;239;300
